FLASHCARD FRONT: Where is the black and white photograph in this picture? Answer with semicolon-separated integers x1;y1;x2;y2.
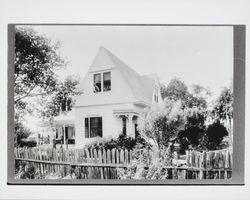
10;24;240;183
1;0;250;199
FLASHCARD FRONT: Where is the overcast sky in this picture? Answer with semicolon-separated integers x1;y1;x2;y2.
25;25;233;98
19;25;233;131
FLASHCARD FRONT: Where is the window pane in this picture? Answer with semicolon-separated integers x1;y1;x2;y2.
93;73;101;92
90;117;102;138
103;72;111;91
85;118;89;138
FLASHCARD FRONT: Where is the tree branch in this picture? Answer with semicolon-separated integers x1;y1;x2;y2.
14;84;37;102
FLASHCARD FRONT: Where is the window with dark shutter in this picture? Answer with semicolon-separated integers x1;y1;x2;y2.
85;118;89;138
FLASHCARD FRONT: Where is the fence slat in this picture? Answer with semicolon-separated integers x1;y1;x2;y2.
85;149;90;163
107;149;111;164
120;149;124;164
111;148;116;164
124;149;129;164
93;149;98;163
116;149;120;164
103;149;107;164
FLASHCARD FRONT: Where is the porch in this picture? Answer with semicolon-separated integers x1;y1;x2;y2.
113;109;140;138
54;111;76;147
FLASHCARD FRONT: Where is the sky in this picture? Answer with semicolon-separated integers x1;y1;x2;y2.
18;25;233;131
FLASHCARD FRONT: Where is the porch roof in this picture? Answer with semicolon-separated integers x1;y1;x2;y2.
113;109;140;116
54;110;75;125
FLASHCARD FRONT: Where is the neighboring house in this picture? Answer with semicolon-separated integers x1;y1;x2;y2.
54;47;162;148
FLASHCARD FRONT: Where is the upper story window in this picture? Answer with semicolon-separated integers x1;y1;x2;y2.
103;72;111;91
93;73;101;93
93;71;111;93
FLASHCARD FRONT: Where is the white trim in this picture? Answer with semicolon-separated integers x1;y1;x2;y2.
88;67;115;74
74;101;151;108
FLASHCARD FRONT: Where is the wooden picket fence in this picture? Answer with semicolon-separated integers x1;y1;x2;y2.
15;147;132;179
14;147;233;180
186;149;232;169
183;149;233;179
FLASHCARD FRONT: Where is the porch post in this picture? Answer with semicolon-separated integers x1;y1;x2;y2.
128;114;135;138
63;125;66;145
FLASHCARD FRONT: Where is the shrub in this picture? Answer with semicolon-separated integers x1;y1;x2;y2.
137;99;185;149
85;133;148;150
19;140;37;148
15;162;41;179
205;120;229;150
117;146;174;179
177;107;206;153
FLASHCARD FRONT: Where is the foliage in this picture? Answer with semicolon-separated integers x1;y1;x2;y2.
205;120;229;150
84;133;148;150
190;84;212;99
15;162;40;179
14;120;34;147
218;135;232;149
138;99;185;148
118;147;174;179
14;27;66;145
161;78;188;102
39;76;82;119
15;27;65;111
212;87;233;122
18;140;37;148
178;107;206;153
160;78;210;109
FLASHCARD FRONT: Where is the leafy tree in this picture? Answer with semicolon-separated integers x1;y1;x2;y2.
212;87;233;124
14;27;65;145
205;120;228;150
178;108;206;153
160;78;209;109
160;78;188;101
190;84;212;98
39;76;82;119
138;99;185;149
14;120;34;147
15;27;65;109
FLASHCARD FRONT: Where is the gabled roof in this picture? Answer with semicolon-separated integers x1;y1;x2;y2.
90;47;157;104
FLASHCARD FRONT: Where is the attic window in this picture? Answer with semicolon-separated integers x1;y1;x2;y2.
103;72;111;91
93;73;101;93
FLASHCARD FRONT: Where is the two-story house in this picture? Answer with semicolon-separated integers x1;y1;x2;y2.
54;47;162;148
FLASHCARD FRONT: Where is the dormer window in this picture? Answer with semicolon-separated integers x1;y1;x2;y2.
103;72;111;91
93;73;101;93
93;71;111;93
